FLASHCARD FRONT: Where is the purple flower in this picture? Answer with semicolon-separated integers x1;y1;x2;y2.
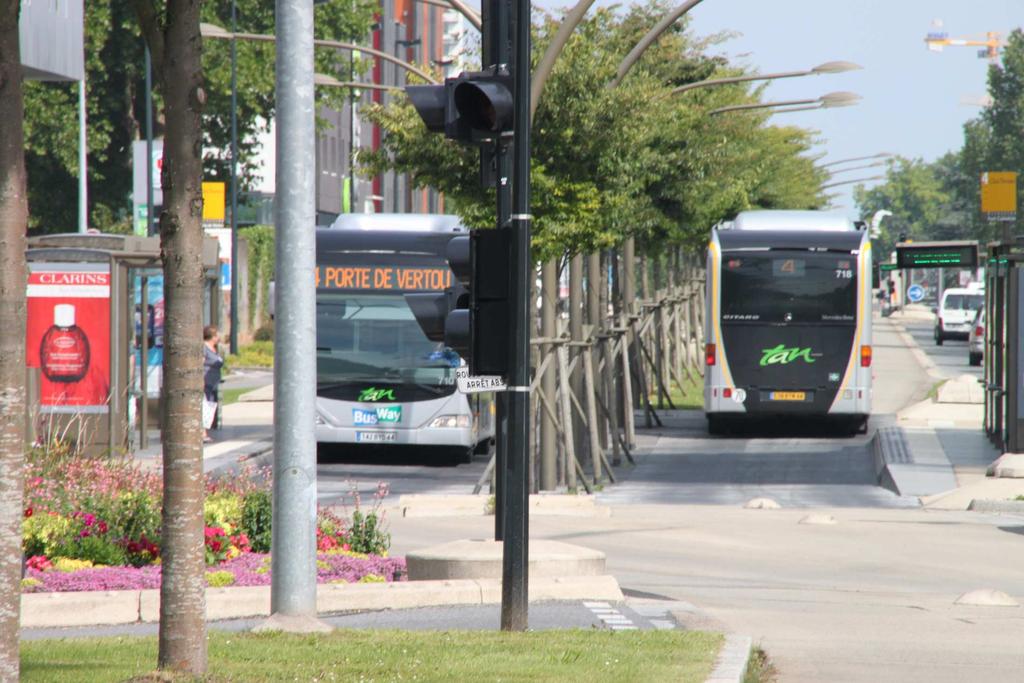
22;553;407;593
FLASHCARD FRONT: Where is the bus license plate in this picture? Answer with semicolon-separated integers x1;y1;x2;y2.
770;391;806;401
356;431;397;443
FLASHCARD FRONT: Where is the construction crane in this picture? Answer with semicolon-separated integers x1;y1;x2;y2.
925;28;1004;63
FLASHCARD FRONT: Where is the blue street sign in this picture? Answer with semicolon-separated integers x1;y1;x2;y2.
907;284;925;303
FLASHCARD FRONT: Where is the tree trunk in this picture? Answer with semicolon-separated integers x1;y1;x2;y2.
133;0;208;675
0;6;28;681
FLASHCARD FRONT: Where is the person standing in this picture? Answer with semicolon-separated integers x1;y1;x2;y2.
203;325;224;443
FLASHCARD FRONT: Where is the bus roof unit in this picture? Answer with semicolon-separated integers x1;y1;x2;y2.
328;212;467;234
727;210;857;232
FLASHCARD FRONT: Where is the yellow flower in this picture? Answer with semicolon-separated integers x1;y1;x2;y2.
52;557;96;573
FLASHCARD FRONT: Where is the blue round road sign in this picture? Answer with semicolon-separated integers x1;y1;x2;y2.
907;284;924;303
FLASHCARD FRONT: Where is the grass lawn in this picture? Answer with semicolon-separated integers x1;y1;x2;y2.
22;628;723;683
218;387;249;406
225;341;273;370
650;375;705;410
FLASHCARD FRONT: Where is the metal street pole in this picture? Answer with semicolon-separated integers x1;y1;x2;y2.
145;46;154;238
348;30;357;212
230;0;240;355
78;79;88;233
270;0;319;624
501;0;531;631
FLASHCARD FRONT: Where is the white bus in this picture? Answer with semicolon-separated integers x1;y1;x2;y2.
313;213;495;461
704;210;873;435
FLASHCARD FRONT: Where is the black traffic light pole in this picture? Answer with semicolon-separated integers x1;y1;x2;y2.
500;0;531;632
482;0;511;545
402;0;528;631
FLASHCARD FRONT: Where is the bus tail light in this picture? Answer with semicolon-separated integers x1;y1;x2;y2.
706;343;716;366
860;345;872;367
723;388;732;399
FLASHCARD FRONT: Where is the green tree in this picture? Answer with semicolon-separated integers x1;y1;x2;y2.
363;4;826;257
854;157;955;256
23;4;144;233
22;0;376;235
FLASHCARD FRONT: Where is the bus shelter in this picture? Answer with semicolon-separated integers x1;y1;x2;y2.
983;240;1024;453
26;233;221;455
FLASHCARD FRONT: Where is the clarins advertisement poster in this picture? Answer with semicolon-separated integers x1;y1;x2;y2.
26;265;112;413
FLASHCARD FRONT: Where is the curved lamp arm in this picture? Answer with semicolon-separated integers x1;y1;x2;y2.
609;0;707;89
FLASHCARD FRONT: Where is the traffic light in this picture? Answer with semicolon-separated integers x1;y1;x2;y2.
444;231;513;376
404;231;511;376
405;69;514;145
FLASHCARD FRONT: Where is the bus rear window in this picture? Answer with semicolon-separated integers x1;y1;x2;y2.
721;252;858;324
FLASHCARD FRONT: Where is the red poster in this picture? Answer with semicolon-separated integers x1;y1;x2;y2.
26;266;111;412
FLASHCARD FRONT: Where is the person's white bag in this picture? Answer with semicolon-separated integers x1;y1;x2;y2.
202;398;217;430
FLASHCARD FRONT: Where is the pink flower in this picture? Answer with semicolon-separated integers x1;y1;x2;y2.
26;555;51;571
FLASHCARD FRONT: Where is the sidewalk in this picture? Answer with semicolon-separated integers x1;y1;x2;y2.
131;383;275;474
875;313;1024;510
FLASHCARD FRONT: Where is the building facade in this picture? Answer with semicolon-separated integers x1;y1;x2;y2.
314;1;478;223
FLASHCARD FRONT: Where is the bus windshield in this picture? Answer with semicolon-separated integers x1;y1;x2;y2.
721;251;858;324
316;292;459;387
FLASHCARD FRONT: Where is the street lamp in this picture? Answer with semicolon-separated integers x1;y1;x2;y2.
709;90;862;116
314;73;401;91
820;174;884;190
671;61;861;95
199;23;438;84
870;209;893;238
818;152;893;168
827;160;888;176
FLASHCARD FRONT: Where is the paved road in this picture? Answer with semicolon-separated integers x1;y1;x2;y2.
316;446;490;506
597;315;928;509
21;601;675;640
313;315;931;511
899;318;982;381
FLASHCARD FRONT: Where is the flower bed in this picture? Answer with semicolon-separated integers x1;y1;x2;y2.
21;551;406;593
23;438;397;592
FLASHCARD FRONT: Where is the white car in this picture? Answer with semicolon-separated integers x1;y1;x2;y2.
968;309;984;366
934;288;984;345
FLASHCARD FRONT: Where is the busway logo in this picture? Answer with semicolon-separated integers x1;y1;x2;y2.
353;406;402;425
759;344;816;367
358;387;397;402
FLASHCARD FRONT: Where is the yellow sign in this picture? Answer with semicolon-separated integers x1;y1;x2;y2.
980;172;1017;214
202;182;226;223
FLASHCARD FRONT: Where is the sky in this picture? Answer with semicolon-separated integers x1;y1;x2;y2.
532;0;1021;218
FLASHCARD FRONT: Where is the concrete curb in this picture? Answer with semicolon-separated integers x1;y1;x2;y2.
889;319;945;381
986;453;1024;478
706;633;753;683
872;425;912;496
21;575;623;629
967;499;1024;514
396;494;612;518
406;539;606;580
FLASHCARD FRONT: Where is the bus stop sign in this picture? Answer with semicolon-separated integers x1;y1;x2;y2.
455;366;507;393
